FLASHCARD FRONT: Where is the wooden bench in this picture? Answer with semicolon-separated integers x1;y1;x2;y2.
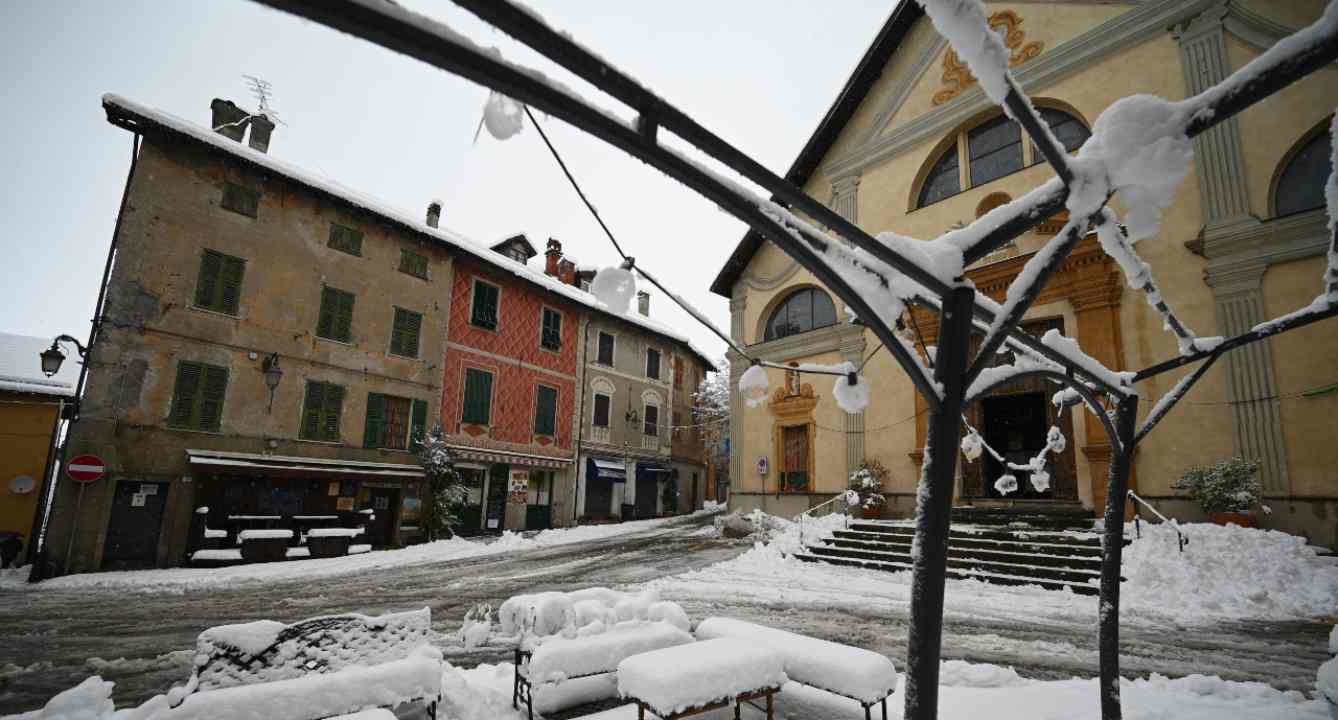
159;608;440;719
617;638;786;720
696;617;896;720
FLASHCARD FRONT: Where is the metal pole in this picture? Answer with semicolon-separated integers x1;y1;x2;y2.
63;482;86;574
904;286;975;720
1098;396;1139;720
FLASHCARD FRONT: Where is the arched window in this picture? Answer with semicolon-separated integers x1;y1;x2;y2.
915;107;1090;209
1275;128;1332;217
764;288;837;341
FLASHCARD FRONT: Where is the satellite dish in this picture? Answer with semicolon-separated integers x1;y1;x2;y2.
9;475;36;495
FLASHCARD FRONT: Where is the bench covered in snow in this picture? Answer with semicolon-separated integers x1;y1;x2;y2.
617;637;786;720
696;617;896;720
155;608;441;720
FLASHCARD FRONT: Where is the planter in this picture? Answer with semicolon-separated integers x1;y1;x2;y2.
306;536;351;558
1209;511;1257;528
861;506;885;520
240;537;290;563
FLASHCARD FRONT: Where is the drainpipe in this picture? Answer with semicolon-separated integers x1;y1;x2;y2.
28;133;141;582
572;319;594;526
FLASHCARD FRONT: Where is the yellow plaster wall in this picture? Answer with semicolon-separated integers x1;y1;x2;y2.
0;398;61;542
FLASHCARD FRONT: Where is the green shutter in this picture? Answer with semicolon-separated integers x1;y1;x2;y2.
323;384;344;441
219;255;245;314
399;249;428;279
170;362;202;428
301;380;324;440
364;392;385;448
409;398;428;451
318;287;355;342
198;365;229;431
196;251;245;314
534;386;557;436
391;308;422;358
317;287;337;339
462;369;493;425
336;291;355;342
195;252;222;309
328;224;363;256
471;282;498;329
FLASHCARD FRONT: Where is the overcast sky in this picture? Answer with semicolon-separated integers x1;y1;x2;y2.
1;0;893;366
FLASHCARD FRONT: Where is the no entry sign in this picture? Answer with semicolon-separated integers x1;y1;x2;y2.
67;455;106;483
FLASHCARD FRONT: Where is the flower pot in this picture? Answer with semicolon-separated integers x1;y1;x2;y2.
861;506;884;520
1209;511;1257;528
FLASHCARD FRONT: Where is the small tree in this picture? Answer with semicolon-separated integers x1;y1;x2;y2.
416;426;474;541
847;458;889;510
1174;457;1262;514
694;356;730;452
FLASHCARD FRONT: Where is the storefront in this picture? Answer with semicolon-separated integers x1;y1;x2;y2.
581;456;626;522
633;462;671;519
450;446;569;534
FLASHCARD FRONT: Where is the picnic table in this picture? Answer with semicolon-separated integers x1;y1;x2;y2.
617;638;786;720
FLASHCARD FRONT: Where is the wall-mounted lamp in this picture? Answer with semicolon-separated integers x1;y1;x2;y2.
262;353;283;413
39;334;87;377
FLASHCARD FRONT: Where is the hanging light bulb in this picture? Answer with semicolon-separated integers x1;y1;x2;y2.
482;91;525;140
738;364;770;408
1030;469;1051;493
994;474;1019;496
1047;426;1067;453
591;259;637;314
832;371;870;414
960;432;983;462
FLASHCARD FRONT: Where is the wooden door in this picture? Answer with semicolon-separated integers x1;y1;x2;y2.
101;481;169;571
365;487;399;546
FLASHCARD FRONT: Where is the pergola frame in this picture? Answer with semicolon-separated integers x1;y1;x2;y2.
250;1;1338;718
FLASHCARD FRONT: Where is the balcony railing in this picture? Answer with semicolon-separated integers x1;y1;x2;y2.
590;426;610;444
641;435;660;451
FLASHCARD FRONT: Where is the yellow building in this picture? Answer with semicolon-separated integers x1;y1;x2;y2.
0;332;78;566
712;1;1338;545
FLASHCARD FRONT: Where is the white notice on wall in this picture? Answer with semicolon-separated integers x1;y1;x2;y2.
131;493;146;507
487;518;499;529
140;484;158;495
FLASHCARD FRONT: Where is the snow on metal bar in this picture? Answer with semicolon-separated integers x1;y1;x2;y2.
1093;210;1204;356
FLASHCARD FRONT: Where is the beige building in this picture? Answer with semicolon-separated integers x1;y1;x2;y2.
712;0;1338;545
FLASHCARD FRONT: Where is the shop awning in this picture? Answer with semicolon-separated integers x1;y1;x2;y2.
588;457;627;482
447;445;571;470
186;449;424;479
637;463;672;474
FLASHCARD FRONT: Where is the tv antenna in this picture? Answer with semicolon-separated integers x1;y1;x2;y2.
242;74;284;124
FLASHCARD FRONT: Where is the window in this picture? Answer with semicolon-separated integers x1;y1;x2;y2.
916;107;1089;208
327;223;364;256
363;393;427;450
300;381;345;442
194;250;245;315
534;385;558;436
399;249;429;279
541;308;562;351
390;307;422;358
968;116;1023;187
168;361;228;431
646;348;661;380
596;331;615;365
780;424;810;492
221;182;260;218
462;368;494;425
763;288;838;341
317;286;356;343
643;404;659;437
592;393;611;428
1275;128;1332;217
470;280;500;330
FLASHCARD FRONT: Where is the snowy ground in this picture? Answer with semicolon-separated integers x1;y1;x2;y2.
2;510;1335;716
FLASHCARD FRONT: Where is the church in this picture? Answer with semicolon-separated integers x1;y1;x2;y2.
711;0;1338;545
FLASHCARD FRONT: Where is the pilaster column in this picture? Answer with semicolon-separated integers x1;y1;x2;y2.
1205;263;1289;492
839;330;867;476
1070;260;1127;511
729;292;747;494
831;175;861;225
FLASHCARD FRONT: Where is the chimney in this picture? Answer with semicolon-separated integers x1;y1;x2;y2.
544;238;563;278
558;259;576;286
637;291;650;316
426;201;442;229
248;114;275;153
210;99;248;142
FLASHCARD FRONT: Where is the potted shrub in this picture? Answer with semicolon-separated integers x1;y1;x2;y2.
1173;457;1263;527
848;460;889;519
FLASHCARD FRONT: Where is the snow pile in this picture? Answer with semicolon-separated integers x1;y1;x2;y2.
527;621;693;683
234;529;292;541
695;617;896;704
1331;625;1338;655
200;620;285;657
939;660;1026;688
4;675;114;720
1122;522;1338;622
1319;657;1338;705
499;592;576;637
617;638;787;716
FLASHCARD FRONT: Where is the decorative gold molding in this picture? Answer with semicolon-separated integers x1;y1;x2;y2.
933;10;1044;106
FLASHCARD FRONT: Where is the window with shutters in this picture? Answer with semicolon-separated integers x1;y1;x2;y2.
470;279;500;330
534;384;558;436
646;348;661;380
592;393;611;428
299;380;345;442
220;182;260;218
168;361;229;431
399;249;429;279
643;404;659;437
317;286;356;343
363;393;427;450
540;307;562;351
193;250;246;315
327;223;364;256
462;368;494;426
389;307;422;358
596;332;615;366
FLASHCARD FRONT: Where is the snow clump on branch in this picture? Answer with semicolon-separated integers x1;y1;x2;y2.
915;0;1013;105
482;90;525;140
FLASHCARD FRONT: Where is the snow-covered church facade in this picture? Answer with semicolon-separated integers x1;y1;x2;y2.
712;0;1338;545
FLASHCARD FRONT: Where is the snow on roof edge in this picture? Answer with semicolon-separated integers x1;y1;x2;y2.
101;94;716;370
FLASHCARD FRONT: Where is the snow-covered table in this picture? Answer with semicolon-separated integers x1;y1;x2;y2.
696;617;897;720
617;638;786;720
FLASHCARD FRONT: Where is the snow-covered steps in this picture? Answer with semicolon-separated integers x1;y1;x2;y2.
795;519;1126;596
950;505;1094;531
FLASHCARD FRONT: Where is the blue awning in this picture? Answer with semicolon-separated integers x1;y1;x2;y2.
587;457;627;483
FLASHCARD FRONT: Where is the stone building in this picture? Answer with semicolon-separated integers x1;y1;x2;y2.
711;1;1338;545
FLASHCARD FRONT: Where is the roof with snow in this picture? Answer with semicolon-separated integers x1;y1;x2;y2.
490;233;538;261
101;94;715;372
0;332;78;397
709;1;924;297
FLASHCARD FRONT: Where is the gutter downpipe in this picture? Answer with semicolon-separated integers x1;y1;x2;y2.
28;132;140;582
572;317;595;526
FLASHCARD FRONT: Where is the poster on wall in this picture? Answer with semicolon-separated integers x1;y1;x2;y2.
336;497;355;511
509;470;529;504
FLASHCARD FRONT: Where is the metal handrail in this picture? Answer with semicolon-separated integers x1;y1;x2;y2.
1127;490;1187;553
795;492;851;547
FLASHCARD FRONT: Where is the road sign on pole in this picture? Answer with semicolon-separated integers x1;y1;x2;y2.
67;455;105;484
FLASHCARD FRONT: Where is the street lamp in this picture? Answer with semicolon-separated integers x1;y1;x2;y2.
39;335;87;377
262;353;283;412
